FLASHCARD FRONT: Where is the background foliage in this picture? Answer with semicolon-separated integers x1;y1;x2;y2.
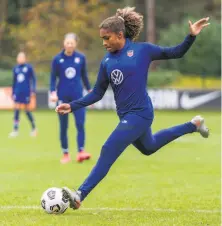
0;0;220;87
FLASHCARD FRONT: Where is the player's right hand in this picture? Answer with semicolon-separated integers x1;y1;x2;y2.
55;103;71;115
11;94;15;101
50;91;58;102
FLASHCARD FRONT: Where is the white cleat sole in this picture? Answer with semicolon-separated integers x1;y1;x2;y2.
62;187;81;210
191;115;209;138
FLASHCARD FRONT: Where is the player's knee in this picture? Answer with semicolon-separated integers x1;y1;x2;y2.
100;144;115;159
99;144;115;169
25;110;30;114
76;121;84;132
100;144;109;156
24;105;30;111
14;104;20;110
140;144;157;156
59;125;68;137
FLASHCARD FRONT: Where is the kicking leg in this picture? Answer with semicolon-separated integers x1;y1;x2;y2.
63;114;151;208
133;115;209;156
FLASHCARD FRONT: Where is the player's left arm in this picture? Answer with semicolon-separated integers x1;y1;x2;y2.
12;68;16;97
30;65;36;95
147;17;210;61
81;56;91;92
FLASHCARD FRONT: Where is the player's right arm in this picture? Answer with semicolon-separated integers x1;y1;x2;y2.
56;61;109;114
12;68;16;99
49;57;59;102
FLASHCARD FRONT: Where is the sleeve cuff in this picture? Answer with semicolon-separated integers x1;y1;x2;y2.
188;34;196;39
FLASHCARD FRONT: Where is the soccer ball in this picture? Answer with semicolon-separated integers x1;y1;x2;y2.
40;187;69;214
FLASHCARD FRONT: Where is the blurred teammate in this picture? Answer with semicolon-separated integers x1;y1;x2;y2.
50;33;92;164
56;7;210;208
9;52;37;137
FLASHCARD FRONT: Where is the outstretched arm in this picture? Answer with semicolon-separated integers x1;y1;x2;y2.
147;17;210;61
149;35;196;61
56;61;109;114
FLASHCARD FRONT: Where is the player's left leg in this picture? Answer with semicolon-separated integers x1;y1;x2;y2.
63;113;151;209
133;115;209;156
73;108;91;163
24;101;37;137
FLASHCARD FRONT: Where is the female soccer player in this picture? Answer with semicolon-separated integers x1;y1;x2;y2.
50;33;92;164
9;52;37;138
56;7;210;209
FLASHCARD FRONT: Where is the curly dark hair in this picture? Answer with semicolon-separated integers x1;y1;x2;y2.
99;7;144;41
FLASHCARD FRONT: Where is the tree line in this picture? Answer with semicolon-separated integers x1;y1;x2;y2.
0;0;220;77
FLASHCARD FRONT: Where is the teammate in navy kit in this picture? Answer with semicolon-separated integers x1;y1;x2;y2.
50;33;92;164
9;52;37;138
56;7;210;208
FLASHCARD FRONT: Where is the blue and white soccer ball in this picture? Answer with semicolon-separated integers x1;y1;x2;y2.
40;187;69;214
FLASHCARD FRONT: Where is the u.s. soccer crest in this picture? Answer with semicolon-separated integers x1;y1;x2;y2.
22;66;28;73
74;57;80;64
127;50;134;57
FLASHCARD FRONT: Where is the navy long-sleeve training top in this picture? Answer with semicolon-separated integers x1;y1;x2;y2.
70;35;196;119
50;50;91;99
12;63;36;95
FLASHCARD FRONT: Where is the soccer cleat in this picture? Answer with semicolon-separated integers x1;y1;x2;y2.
191;115;209;138
30;129;37;137
62;187;81;210
60;153;71;164
76;151;91;163
8;130;18;138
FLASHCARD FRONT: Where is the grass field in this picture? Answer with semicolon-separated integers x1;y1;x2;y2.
0;110;220;226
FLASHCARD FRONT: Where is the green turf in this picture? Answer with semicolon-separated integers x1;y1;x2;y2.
0;110;220;226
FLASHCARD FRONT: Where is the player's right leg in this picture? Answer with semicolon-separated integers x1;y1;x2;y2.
133;115;209;156
73;108;91;163
58;113;70;163
9;101;20;138
62;114;152;209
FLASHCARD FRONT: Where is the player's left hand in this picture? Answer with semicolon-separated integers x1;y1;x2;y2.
189;17;210;36
55;103;71;115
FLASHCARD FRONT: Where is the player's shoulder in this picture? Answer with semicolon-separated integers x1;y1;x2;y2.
130;41;157;55
53;51;64;63
132;41;151;49
75;51;86;60
137;41;156;49
101;53;110;65
13;65;18;72
26;63;34;69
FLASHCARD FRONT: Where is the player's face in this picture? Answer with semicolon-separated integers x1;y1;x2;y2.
64;38;77;54
17;52;26;65
100;28;124;53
